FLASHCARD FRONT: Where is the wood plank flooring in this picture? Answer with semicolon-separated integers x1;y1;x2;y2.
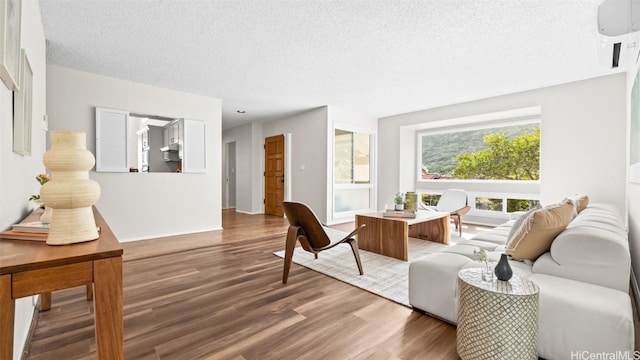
24;210;459;359
23;210;640;359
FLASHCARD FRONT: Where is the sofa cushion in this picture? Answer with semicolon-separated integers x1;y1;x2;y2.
469;223;512;246
455;239;504;251
532;204;630;292
506;201;574;260
529;274;633;360
506;203;542;245
408;253;475;323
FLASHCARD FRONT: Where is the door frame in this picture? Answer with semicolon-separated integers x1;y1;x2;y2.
224;141;236;209
263;133;291;215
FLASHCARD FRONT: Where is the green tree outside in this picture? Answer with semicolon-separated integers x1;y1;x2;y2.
452;128;540;180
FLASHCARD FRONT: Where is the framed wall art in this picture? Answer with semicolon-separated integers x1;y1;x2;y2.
0;0;21;91
13;49;32;155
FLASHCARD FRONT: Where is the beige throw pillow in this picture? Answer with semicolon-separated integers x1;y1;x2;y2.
506;203;542;246
574;195;589;213
506;202;574;260
566;195;590;214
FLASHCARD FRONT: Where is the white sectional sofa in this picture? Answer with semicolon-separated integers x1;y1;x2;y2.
408;202;634;360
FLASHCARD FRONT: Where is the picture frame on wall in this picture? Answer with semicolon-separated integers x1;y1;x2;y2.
13;49;33;155
0;0;21;91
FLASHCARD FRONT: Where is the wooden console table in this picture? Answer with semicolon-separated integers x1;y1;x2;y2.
0;208;123;360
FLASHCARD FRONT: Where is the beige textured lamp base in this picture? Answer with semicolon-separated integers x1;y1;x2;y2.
40;131;101;245
46;208;99;245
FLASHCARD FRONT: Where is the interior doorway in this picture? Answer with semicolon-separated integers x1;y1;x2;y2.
264;134;285;216
225;141;236;209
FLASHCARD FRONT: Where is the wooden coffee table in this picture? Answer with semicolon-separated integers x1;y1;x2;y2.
355;211;450;261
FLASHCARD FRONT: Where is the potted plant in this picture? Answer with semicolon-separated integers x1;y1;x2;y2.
394;192;405;211
29;173;53;224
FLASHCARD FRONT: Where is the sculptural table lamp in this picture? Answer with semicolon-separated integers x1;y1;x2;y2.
40;131;101;245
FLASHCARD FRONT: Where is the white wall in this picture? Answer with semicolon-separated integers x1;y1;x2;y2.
221;122;264;215
0;1;47;358
262;107;329;222
222;123;254;213
250;122;265;213
46;66;222;241
379;74;627;212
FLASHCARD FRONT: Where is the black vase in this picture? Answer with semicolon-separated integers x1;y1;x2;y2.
494;253;513;281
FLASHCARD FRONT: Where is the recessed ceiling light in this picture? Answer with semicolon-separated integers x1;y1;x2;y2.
237;110;246;114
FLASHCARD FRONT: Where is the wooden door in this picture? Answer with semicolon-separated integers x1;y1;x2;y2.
264;134;285;216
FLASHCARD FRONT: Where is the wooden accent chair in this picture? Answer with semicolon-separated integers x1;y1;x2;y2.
423;189;471;237
282;201;365;284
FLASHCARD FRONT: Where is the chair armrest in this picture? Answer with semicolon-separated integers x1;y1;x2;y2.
451;205;471;216
343;223;366;240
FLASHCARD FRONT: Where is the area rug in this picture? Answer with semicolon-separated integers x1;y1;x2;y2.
273;237;457;307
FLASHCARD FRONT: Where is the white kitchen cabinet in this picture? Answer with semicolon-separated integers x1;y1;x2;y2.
182;119;206;173
95;107;129;172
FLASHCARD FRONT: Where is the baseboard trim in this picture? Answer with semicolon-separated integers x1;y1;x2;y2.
234;210;263;215
118;227;224;243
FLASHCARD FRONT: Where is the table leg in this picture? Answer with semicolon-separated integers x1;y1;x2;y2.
0;275;14;360
355;215;382;255
39;292;51;311
93;257;123;360
86;283;93;300
408;214;450;244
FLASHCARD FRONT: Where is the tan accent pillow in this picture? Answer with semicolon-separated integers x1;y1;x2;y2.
506;204;542;245
506;202;574;260
575;195;589;213
565;195;590;215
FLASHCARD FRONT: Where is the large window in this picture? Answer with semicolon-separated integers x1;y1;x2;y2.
334;128;373;215
420;122;540;181
335;130;370;184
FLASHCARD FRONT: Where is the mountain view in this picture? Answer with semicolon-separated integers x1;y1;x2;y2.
421;123;540;178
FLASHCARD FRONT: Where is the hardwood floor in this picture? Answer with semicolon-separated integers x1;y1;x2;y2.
24;210;459;360
24;210;639;359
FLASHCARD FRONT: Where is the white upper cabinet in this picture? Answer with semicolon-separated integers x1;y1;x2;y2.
182;118;206;173
95;107;129;172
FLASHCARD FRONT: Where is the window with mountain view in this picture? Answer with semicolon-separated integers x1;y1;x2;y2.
420;122;540;181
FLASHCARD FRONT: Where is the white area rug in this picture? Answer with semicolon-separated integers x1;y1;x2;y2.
273;238;453;307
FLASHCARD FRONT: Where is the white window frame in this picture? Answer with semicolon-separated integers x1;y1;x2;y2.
417;189;541;223
331;123;376;220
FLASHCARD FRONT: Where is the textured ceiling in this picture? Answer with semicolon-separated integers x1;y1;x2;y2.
39;0;622;130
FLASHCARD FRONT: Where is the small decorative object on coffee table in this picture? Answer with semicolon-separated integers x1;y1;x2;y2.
457;268;539;360
404;191;418;212
394;192;405;210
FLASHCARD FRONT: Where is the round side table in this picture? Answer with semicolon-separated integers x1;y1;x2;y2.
456;268;539;360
